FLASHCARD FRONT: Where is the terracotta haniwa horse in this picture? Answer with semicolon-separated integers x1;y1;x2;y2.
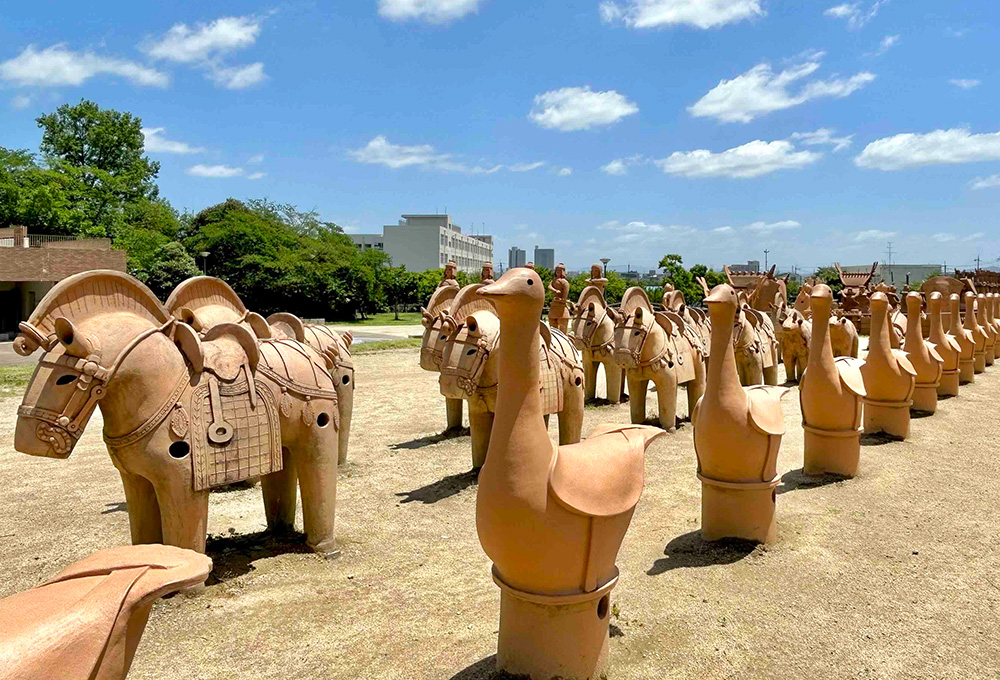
611;287;705;429
14;271;340;556
419;285;464;431
166;278;355;466
438;283;584;468
703;277;777;385
569;285;625;403
748;265;789;323
266;312;354;465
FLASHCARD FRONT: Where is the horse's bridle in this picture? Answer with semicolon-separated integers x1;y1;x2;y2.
574;306;612;353
439;324;497;396
17;319;175;455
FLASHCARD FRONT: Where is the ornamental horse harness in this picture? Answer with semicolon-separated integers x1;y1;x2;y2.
16;318;177;456
614;310;683;372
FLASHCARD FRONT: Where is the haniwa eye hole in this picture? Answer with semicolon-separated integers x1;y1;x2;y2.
56;374;77;386
633;331;640;336
527;279;533;285
466;349;476;355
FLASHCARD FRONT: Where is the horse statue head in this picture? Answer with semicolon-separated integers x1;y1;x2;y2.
419;285;461;372
569;285;615;354
13;271;178;458
438;284;500;400
612;288;669;369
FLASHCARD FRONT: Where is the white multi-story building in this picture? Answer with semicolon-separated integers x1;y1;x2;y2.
533;246;555;271
348;214;493;274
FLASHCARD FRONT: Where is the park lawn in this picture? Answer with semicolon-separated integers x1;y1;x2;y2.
330;312;422;326
0;365;34;393
351;338;422;354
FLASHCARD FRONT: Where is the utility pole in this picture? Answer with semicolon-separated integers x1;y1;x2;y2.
885;242;894;266
976;254;981;271
763;249;770;270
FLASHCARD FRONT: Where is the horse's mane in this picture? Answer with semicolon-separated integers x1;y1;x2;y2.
24;270;168;341
164;276;246;318
575;285;606;310
619;287;652;316
449;283;495;323
425;285;459;316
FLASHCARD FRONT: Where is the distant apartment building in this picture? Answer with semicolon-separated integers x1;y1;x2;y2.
729;260;761;274
841;263;942;287
0;226;127;339
348;214;493;274
533;246;555;271
508;247;526;270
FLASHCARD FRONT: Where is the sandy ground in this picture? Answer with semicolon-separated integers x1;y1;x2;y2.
1;346;999;680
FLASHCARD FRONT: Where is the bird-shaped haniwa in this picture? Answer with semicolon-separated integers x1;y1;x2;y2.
903;292;944;413
963;291;988;374
861;292;916;439
799;284;866;477
949;293;977;384
0;545;211;680
976;293;997;366
927;292;962;397
692;284;789;544
474;268;663;680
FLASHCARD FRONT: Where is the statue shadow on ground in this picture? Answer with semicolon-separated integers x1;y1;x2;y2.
390;427;471;451
449;655;502;680
101;501;128;514
860;432;901;446
910;409;934;419
206;529;313;583
396;469;480;504
646;531;757;576
777;468;849;495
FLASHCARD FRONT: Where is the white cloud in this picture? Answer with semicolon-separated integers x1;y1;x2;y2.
602;159;628;175
0;44;167;88
689;57;875;123
349;135;545;174
931;231;982;242
144;16;262;63
595;220;695;243
853;229;897;241
744;220;801;232
530;86;638;131
601;154;644;175
378;0;481;22
557;167;573;176
247;172;266;180
655;139;822;178
10;94;31;110
932;233;956;243
970;174;1000;190
142;127;205;154
867;34;899;56
187;164;244;178
950;78;980;90
248;153;265;163
598;220;668;233
855;128;1000;170
713;226;734;233
508;161;546;172
208;62;266;89
824;1;889;29
791;128;853;151
599;0;763;29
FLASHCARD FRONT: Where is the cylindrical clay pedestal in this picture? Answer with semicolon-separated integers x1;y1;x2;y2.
938;369;959;397
864;398;911;439
911;383;938;413
974;351;986;374
493;567;617;680
959;359;975;384
698;475;777;543
803;426;860;477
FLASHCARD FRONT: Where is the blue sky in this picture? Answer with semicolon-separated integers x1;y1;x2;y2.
1;0;997;273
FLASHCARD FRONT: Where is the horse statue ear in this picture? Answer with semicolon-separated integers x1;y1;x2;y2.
54;317;98;358
342;330;353;348
587;302;596;316
174;322;204;374
606;307;620;324
245;312;272;339
176;307;204;332
634;307;643;321
421;307;433;328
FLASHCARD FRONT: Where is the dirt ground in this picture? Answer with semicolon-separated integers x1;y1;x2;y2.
1;347;999;680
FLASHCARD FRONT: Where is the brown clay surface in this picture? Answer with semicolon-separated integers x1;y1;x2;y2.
1;346;999;679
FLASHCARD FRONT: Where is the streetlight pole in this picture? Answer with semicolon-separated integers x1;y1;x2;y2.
600;257;611;277
199;251;210;275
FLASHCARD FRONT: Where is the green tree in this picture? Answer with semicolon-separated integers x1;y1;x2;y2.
146;242;201;299
34;100;160;237
814;267;845;296
384;266;417;320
